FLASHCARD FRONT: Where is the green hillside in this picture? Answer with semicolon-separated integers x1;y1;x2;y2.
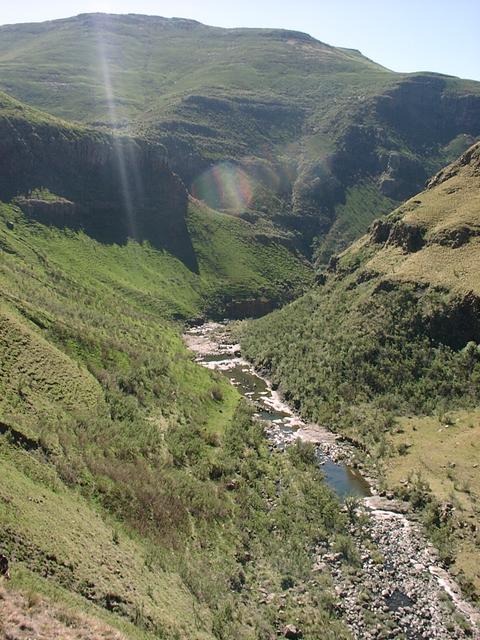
0;14;387;123
0;196;351;639
0;75;340;638
1;13;479;257
0;85;311;315
241;142;480;598
1;12;480;636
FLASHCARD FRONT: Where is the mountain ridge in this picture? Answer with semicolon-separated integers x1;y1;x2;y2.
1;12;478;259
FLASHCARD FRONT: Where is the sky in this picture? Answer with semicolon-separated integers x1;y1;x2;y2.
0;0;479;81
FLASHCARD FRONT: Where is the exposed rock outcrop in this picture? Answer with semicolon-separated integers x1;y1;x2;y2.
13;196;78;228
427;141;480;189
374;75;480;148
0;115;198;270
430;224;480;248
369;218;426;252
0;554;10;580
425;290;480;349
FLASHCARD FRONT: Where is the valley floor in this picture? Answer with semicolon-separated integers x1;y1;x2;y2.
185;322;480;639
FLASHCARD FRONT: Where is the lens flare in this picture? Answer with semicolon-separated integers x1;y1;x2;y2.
192;162;254;211
243;157;282;195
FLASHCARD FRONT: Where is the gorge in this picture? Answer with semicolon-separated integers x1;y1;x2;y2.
0;11;479;640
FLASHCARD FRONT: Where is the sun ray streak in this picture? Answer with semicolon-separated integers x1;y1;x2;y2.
94;17;138;240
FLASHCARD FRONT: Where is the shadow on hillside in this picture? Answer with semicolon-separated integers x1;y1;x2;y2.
12;197;200;274
0;121;199;273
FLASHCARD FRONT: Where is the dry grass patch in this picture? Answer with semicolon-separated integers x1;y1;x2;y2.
386;409;480;593
0;584;125;640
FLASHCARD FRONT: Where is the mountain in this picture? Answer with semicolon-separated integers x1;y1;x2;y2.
0;18;343;639
241;142;480;598
1;12;480;636
0;88;311;318
0;13;479;258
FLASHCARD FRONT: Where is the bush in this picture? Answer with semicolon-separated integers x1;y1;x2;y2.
333;534;360;565
211;384;224;402
288;440;317;467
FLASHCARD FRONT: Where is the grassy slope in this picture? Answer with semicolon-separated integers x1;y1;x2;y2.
348;143;480;295
0;200;231;638
0;200;311;321
188;199;312;314
0;196;310;431
0;14;389;124
0;199;348;639
386;410;480;598
314;180;396;264
241;143;480;597
0;88;311;315
0;581;127;640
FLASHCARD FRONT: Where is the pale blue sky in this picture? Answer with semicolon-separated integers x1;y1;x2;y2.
1;0;479;81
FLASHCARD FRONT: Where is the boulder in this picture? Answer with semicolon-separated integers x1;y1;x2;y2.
0;554;10;580
283;624;302;639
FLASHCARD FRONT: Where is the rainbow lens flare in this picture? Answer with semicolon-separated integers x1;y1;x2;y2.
192;162;254;211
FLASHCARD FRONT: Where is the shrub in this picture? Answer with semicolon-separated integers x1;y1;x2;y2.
211;384;224;402
333;534;360;565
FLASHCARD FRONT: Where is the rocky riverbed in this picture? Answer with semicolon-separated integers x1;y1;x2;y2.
326;503;477;639
184;322;480;639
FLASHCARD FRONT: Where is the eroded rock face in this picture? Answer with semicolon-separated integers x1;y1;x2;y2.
378;151;427;200
374;75;480;148
282;623;302;639
369;218;426;253
0;554;10;580
427;141;480;189
369;219;392;244
426;290;480;349
219;297;279;320
430;225;480;248
386;222;426;252
0;116;197;270
13;196;78;228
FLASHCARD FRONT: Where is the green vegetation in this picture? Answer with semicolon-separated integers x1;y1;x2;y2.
188;200;311;316
0;198;344;637
1;11;480;634
241;143;480;595
386;411;480;599
0;394;353;639
0;199;310;321
1;14;479;259
0;14;390;124
242;282;480;449
314;181;395;265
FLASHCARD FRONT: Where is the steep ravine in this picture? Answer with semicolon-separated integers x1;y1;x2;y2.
185;322;480;640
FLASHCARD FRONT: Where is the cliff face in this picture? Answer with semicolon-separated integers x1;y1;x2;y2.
374;76;480;148
294;77;480;256
0;114;197;270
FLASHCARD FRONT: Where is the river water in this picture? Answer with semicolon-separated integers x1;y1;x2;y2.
185;322;480;639
185;322;370;500
191;330;370;499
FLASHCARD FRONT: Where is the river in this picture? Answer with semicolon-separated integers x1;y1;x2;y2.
184;321;480;639
185;321;370;500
